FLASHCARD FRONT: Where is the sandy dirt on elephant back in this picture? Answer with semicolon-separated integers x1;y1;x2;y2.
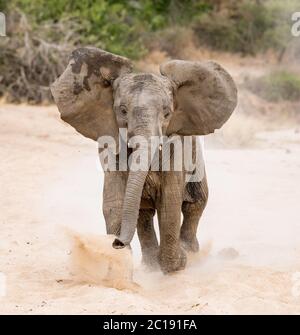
0;98;300;314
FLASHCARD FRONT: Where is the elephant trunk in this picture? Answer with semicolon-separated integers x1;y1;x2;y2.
113;169;148;248
112;141;150;249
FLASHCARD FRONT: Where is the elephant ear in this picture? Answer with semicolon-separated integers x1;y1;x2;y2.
51;47;132;141
160;60;237;136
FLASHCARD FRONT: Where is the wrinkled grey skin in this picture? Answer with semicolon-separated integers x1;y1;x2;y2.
113;73;173;138
51;47;237;273
106;73;208;272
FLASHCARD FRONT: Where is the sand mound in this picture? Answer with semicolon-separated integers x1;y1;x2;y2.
69;232;139;291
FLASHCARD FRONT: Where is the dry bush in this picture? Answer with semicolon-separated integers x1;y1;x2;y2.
245;70;300;103
144;26;196;59
280;39;300;66
0;11;77;103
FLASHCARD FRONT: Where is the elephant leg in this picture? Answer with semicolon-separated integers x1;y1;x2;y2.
103;171;127;235
180;176;208;252
157;173;186;274
137;209;159;269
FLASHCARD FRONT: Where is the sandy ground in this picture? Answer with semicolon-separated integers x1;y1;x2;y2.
1;102;300;315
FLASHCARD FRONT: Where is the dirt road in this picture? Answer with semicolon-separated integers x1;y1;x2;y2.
1;103;300;314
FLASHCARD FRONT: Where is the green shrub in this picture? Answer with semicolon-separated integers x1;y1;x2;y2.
246;71;300;102
193;0;295;55
6;0;212;58
0;0;6;11
6;0;294;58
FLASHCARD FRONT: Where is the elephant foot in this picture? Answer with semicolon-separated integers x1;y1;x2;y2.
159;248;187;274
180;236;199;253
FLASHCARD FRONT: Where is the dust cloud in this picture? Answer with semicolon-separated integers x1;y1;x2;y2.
68;231;139;291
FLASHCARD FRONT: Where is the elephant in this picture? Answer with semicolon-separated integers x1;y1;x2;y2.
51;47;237;273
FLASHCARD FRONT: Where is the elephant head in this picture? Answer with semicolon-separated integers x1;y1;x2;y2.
51;47;237;249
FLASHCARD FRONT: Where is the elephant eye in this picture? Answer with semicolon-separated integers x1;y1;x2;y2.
103;79;110;87
164;108;171;119
164;112;170;118
120;106;127;116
